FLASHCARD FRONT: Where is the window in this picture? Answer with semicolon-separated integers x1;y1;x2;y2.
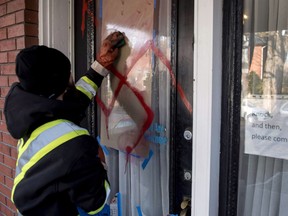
238;0;288;215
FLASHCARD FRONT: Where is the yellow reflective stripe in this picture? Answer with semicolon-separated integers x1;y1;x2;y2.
16;119;68;166
82;76;98;91
76;85;93;99
17;139;23;149
87;180;110;215
11;129;89;202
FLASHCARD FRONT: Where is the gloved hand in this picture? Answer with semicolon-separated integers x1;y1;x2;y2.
97;31;125;68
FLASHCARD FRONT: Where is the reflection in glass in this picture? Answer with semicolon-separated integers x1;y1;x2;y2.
238;0;288;215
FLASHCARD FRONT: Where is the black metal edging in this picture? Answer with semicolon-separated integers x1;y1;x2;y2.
219;0;244;216
169;0;178;213
86;0;97;137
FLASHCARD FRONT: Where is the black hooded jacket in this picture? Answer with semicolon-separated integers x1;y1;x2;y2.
4;67;109;216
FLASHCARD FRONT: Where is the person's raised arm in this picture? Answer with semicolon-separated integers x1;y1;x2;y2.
72;31;125;102
63;31;125;121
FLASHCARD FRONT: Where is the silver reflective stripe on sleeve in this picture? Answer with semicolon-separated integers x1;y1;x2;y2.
76;76;98;99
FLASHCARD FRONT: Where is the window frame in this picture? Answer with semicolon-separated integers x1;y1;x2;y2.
39;0;75;73
192;0;223;215
218;0;244;215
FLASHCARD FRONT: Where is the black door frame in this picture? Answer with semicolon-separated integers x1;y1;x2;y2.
74;0;98;136
219;0;244;215
170;0;194;214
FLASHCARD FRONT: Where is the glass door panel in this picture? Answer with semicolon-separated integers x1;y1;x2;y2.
238;0;288;215
96;1;172;215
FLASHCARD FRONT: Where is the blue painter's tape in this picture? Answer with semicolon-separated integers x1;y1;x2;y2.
136;206;143;216
77;207;87;216
144;134;167;145
117;192;122;216
99;0;102;18
77;204;110;215
141;150;154;170
148;123;166;133
119;149;141;158
97;136;110;155
154;0;157;9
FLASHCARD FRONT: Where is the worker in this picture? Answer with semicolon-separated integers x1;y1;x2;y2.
4;31;124;216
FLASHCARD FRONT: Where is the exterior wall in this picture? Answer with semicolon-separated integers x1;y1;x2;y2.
0;0;38;215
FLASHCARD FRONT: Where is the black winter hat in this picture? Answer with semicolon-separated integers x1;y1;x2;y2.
16;45;71;98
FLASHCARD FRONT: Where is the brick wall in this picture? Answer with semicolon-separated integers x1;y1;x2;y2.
0;0;38;215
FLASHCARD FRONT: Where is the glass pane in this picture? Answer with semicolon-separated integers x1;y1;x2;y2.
238;0;288;215
95;1;171;215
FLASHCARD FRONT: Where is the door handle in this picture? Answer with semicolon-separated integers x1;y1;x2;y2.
183;128;192;140
180;197;191;216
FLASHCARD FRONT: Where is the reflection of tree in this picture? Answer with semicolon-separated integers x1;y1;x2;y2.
263;32;286;95
244;31;288;96
247;71;263;94
243;0;288;96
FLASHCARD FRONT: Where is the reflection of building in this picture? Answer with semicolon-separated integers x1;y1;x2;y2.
242;34;268;96
243;33;269;81
249;46;265;79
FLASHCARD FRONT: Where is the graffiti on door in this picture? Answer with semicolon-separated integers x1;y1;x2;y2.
80;0;192;158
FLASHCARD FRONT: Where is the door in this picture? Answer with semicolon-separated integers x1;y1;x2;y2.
170;0;194;214
74;0;193;215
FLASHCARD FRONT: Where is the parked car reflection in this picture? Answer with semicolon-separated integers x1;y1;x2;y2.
241;99;272;123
